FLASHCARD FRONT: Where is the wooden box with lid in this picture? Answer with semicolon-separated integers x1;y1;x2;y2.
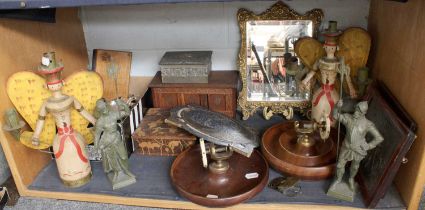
149;71;239;118
132;108;197;156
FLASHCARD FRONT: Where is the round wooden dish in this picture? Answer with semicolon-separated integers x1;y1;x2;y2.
170;145;269;207
261;121;338;180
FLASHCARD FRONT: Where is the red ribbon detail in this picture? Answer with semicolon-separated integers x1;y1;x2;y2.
313;84;335;121
39;66;64;75
54;126;88;163
46;79;64;85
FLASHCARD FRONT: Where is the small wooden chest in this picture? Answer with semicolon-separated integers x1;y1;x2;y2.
132;108;197;156
149;70;239;118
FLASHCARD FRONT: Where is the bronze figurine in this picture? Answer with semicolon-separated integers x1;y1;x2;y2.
327;100;384;202
94;98;136;190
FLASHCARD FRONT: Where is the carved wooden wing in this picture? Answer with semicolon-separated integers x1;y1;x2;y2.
294;37;325;70
337;27;371;78
6;71;103;149
62;71;103;144
6;72;56;149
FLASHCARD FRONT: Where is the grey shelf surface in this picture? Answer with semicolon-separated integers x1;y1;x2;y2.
28;111;406;209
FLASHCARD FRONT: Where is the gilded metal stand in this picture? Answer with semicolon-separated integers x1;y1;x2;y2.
200;138;234;174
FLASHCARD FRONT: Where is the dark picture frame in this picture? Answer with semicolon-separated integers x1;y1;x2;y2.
357;81;417;208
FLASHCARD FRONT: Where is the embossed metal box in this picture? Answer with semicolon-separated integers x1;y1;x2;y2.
132;108;197;156
159;51;212;83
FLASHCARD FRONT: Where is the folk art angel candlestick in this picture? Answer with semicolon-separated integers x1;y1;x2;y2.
6;52;103;187
301;21;357;127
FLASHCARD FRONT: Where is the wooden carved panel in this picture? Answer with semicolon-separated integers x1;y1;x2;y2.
208;94;226;111
183;94;201;106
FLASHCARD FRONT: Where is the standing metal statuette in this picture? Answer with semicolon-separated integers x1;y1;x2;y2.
327;100;384;202
94;98;136;190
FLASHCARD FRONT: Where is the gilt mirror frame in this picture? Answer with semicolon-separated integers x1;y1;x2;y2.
237;1;324;120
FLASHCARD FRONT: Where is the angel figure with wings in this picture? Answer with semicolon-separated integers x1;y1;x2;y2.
6;52;103;187
295;21;371;128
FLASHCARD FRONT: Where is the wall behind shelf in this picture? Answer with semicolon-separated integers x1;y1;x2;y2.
80;0;370;77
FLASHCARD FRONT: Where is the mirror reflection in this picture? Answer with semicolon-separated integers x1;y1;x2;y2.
246;20;313;102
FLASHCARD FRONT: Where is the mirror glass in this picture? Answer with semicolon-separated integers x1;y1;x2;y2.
246;20;313;102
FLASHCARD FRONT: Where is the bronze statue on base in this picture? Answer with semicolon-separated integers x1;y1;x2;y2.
94;98;136;190
327;100;384;202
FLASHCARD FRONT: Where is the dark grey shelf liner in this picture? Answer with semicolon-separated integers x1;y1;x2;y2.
29;111;405;209
29;154;405;209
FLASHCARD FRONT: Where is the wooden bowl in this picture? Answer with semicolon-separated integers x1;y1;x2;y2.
170;145;268;207
261;122;338;180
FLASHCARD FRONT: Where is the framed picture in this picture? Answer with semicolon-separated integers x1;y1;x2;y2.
357;81;417;208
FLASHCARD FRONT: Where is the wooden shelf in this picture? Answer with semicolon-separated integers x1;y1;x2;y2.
0;0;257;10
1;2;424;209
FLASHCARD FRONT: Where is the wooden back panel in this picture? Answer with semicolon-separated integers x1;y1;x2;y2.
0;8;88;193
369;0;425;209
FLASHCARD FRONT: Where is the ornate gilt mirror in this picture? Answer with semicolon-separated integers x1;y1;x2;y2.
237;1;323;120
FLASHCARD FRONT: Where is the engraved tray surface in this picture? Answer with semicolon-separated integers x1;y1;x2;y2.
166;105;259;157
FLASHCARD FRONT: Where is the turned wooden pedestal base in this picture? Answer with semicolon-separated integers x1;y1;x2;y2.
170;145;268;207
262;122;339;180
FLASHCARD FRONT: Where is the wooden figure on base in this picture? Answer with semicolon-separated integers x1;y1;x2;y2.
6;52;103;188
31;52;97;187
300;21;357;127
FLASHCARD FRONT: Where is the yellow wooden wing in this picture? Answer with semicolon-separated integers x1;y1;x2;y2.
63;71;103;144
337;27;371;78
294;37;325;70
6;72;55;149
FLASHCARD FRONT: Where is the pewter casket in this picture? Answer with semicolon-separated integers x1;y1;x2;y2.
159;51;212;83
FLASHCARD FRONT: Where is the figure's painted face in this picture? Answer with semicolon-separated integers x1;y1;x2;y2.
47;82;63;91
324;45;337;54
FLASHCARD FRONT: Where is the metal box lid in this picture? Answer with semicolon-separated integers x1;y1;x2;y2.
159;51;213;65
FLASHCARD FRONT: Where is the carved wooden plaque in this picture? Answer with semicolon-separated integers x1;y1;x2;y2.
93;49;132;100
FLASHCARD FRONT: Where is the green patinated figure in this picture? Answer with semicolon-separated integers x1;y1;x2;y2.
94;98;136;190
2;109;25;140
327;100;384;202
